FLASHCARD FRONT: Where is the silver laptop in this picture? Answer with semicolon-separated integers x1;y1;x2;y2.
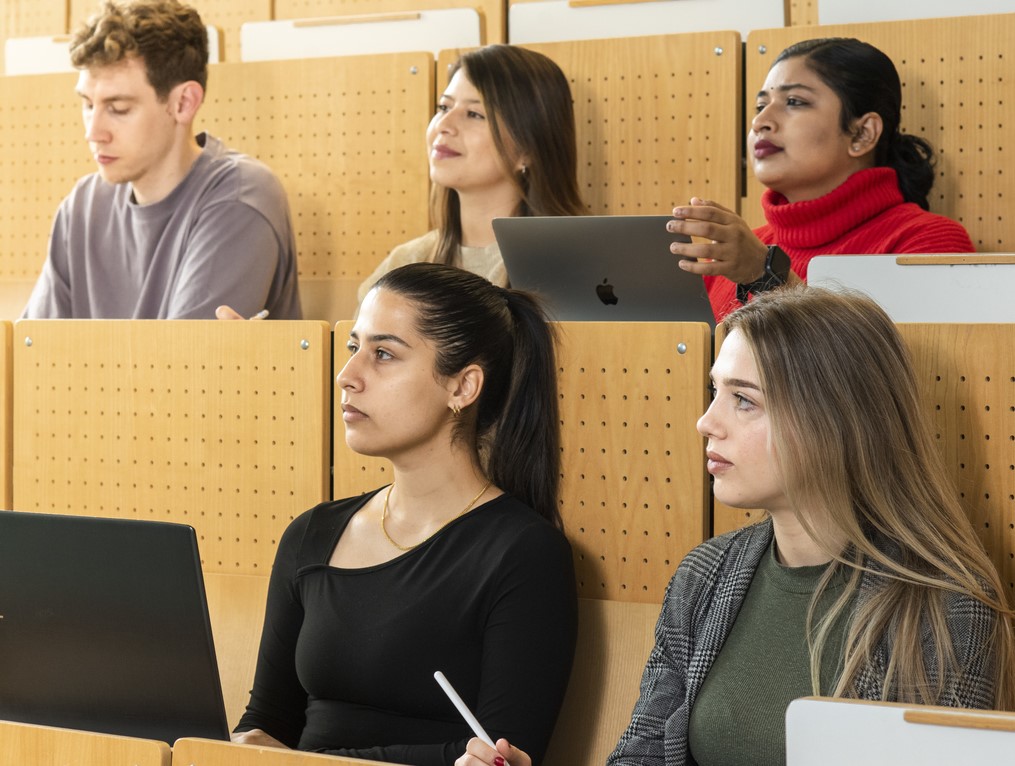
0;510;230;745
494;215;715;326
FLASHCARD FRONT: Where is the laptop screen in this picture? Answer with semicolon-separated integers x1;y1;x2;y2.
0;510;229;745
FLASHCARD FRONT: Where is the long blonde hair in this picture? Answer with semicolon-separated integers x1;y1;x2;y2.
725;286;1014;709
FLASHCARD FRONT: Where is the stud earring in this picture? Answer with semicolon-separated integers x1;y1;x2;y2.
450;403;461;417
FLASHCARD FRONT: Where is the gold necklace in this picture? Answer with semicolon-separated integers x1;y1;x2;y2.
380;480;492;552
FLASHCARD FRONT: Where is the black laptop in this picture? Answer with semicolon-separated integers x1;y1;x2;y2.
494;214;716;327
0;510;230;745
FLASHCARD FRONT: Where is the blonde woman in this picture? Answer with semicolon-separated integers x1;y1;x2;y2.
458;286;1013;766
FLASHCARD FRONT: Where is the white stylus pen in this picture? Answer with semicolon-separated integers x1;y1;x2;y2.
434;670;496;748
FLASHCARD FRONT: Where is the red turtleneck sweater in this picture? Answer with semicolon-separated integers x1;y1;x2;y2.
705;167;975;321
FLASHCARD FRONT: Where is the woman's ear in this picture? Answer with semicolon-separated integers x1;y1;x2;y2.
447;363;485;412
848;112;884;159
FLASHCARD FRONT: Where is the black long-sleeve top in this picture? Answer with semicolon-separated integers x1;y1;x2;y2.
235;490;578;766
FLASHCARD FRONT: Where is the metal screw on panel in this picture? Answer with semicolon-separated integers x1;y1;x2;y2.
409;66;418;75
714;47;724;56
24;337;32;347
758;45;768;54
677;343;687;355
300;339;310;350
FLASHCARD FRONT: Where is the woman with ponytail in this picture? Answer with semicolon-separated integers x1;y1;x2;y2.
666;38;974;321
234;262;577;766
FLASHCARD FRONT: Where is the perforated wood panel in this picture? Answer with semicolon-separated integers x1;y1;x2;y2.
743;15;1015;248
788;0;819;26
275;0;506;45
557;321;710;602
440;32;742;215
712;323;1015;598
13;320;331;575
69;0;271;61
334;320;712;603
198;54;434;285
900;324;1015;598
0;72;91;283
0;1;68;76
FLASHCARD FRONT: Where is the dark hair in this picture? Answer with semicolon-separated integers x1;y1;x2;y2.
433;44;586;265
372;262;562;528
71;0;209;99
774;38;934;209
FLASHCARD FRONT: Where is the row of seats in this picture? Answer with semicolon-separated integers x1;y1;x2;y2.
0;13;1011;324
2;315;1013;763
5;315;1015;742
2;0;1010;69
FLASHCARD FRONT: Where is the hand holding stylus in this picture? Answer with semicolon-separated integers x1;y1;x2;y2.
436;671;532;766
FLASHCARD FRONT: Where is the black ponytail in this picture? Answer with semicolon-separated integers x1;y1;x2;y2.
486;289;561;529
775;38;936;209
885;133;935;210
373;263;562;528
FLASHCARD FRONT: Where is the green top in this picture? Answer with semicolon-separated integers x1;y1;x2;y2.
688;537;852;766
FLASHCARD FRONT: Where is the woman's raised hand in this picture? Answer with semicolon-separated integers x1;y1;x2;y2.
456;737;531;766
667;197;770;284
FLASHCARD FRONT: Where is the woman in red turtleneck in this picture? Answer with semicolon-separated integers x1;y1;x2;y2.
667;38;974;322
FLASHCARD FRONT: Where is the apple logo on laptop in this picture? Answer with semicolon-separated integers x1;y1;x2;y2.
596;278;619;306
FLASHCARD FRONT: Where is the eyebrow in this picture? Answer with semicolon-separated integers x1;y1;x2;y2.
756;83;818;98
438;94;483;105
348;330;412;348
710;373;762;392
76;91;138;103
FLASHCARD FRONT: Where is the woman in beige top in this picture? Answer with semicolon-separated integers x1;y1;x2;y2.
357;45;586;301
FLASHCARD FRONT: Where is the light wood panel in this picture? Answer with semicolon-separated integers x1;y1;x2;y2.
556;321;711;601
787;0;819;26
900;324;1015;597
713;323;1015;598
173;738;401;765
537;32;741;215
205;572;270;730
543;598;657;766
0;720;169;766
743;14;1015;251
440;31;742;216
0;71;89;286
334;319;712;602
275;0;506;44
198;54;434;322
12;320;331;576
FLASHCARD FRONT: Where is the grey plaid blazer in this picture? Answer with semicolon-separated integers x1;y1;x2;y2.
607;518;999;766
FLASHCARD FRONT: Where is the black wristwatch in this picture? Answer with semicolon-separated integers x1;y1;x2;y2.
736;245;791;304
